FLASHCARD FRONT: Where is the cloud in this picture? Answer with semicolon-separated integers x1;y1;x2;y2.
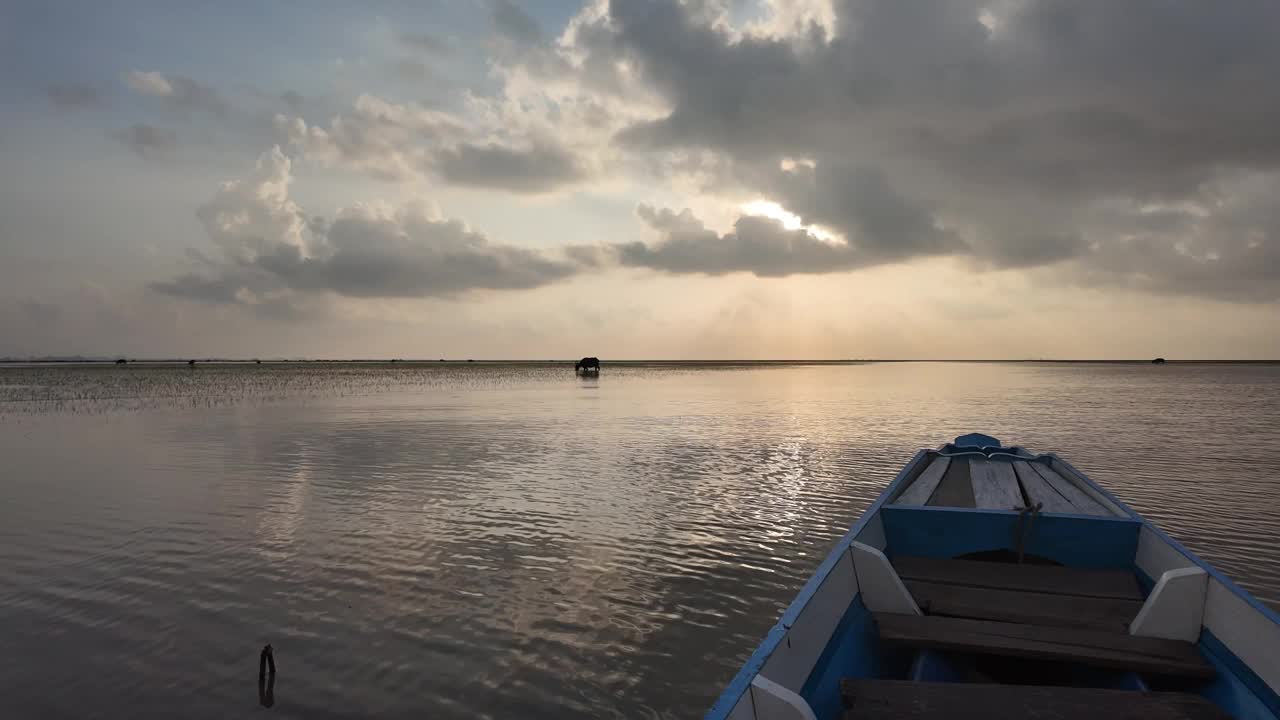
399;31;454;55
618;204;859;277
278;93;593;192
281;207;583;297
47;83;101;110
112;123;178;158
1065;172;1280;302
490;0;544;45
115;2;1280;303
152;147;592;310
150;273;246;304
531;0;1280;299
279;90;305;112
274;94;464;181
391;58;436;82
434;140;587;192
123;70;228;115
764;164;964;261
124;70;173;96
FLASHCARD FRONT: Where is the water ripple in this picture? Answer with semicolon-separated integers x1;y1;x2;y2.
0;361;1277;718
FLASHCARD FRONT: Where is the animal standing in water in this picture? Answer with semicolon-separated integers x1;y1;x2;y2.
575;357;601;373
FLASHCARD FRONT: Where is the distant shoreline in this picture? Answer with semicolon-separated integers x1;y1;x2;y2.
2;359;1277;365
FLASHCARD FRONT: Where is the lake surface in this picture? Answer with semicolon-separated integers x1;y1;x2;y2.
2;361;1278;719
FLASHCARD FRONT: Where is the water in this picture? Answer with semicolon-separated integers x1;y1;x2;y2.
1;361;1278;719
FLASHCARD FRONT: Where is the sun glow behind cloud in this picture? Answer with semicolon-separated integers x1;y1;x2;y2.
739;199;840;242
4;0;1280;359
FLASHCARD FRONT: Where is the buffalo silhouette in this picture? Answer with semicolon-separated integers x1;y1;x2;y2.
575;357;600;373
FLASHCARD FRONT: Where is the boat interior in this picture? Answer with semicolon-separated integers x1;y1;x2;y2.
715;436;1280;720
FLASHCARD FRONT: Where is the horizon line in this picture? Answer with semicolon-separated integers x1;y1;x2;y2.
2;358;1276;364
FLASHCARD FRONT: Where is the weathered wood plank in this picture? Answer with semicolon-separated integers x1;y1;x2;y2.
892;556;1144;600
1011;460;1079;514
872;613;1216;680
904;580;1144;632
894;456;951;506
969;459;1024;509
841;679;1231;720
1028;462;1112;516
927;455;974;508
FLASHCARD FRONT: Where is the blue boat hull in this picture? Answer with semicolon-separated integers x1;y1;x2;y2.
707;436;1280;720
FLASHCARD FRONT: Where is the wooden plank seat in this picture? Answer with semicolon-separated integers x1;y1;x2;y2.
905;580;1145;632
894;456;952;506
892;556;1145;601
969;458;1024;509
1015;460;1112;516
1010;460;1079;514
872;613;1216;680
841;678;1231;720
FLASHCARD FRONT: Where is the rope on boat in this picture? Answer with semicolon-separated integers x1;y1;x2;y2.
1012;501;1043;563
926;446;1054;561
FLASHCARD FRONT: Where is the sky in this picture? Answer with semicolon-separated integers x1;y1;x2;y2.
2;0;1279;360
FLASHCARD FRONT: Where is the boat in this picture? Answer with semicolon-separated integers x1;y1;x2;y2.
707;433;1279;720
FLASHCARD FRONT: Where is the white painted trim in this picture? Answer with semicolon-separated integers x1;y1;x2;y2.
751;675;818;720
1130;567;1207;642
851;542;920;615
1134;525;1195;580
760;543;860;690
1204;578;1280;697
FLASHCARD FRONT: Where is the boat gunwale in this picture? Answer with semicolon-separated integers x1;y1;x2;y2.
703;447;932;720
1051;453;1280;627
706;442;1280;720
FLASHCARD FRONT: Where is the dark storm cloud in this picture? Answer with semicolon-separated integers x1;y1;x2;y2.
765;164;964;261
618;205;859;277
548;0;1280;299
604;0;1280;180
433;141;587;193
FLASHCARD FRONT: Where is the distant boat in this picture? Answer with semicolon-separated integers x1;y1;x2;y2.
1153;357;1167;364
708;433;1280;720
